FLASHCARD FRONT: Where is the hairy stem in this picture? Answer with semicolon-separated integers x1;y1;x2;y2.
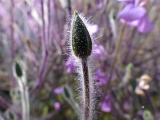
82;57;90;120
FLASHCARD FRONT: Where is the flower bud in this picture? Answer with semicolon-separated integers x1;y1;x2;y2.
72;11;92;58
15;62;23;77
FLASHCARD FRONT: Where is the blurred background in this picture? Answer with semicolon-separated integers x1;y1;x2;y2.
0;0;160;120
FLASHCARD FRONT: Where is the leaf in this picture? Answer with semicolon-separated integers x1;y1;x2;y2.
64;86;70;98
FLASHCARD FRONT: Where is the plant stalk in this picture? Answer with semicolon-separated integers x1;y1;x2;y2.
107;22;126;90
82;57;90;120
19;78;29;120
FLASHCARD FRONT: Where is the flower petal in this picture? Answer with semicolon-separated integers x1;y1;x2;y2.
127;19;140;26
118;4;146;22
137;16;154;33
54;102;61;110
101;95;111;112
65;57;76;74
54;87;63;94
120;19;139;27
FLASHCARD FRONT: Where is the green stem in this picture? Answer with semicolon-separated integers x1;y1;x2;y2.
130;35;148;60
107;22;126;89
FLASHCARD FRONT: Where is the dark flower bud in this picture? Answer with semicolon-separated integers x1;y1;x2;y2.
63;86;70;98
72;11;92;58
15;62;23;77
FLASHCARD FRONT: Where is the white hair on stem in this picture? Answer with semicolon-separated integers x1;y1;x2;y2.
66;11;99;120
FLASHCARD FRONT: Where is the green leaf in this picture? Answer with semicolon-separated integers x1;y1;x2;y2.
64;87;70;98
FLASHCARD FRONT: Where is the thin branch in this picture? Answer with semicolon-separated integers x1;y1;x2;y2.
106;22;126;90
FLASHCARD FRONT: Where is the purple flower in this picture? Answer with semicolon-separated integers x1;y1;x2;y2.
94;70;109;85
97;2;103;9
101;95;111;112
93;44;105;60
137;15;154;33
65;57;76;74
54;87;63;94
54;102;61;110
118;0;153;33
118;4;146;22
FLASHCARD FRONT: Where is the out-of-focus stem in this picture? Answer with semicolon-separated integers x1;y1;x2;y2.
134;51;160;66
81;57;90;120
19;78;29;120
21;87;26;120
47;0;51;48
31;0;49;94
25;86;30;120
31;51;48;95
107;22;126;89
10;0;14;59
130;36;148;60
41;0;46;55
124;28;136;63
67;0;72;16
144;90;156;115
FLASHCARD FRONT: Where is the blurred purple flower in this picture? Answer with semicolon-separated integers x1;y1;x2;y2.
54;87;63;94
118;4;146;22
118;0;153;33
65;57;76;74
137;15;154;33
93;44;105;60
54;102;61;110
94;70;109;85
123;100;130;111
117;0;135;3
97;2;103;9
101;95;111;112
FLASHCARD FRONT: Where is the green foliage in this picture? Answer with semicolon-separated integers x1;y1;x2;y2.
64;86;70;98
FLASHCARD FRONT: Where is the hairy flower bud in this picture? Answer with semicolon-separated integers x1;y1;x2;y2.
72;11;92;58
